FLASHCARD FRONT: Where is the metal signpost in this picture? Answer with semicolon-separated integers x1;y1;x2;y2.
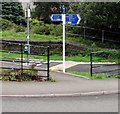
62;5;66;73
25;4;31;64
50;5;81;72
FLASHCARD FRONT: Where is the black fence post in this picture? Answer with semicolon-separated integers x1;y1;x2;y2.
47;46;50;80
84;26;86;39
20;43;23;74
102;30;104;43
90;52;93;78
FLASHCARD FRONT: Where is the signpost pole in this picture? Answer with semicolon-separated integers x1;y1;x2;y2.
25;3;30;44
50;6;81;73
63;14;65;73
27;8;30;65
25;3;31;65
62;5;66;73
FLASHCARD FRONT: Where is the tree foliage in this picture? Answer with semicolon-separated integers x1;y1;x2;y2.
32;2;120;31
68;2;120;31
2;2;25;25
33;2;69;23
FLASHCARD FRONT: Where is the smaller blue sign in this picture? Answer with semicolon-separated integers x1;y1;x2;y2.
50;14;62;21
66;14;81;24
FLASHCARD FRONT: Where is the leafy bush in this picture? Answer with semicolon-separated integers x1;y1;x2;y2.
0;18;25;32
30;18;44;26
1;17;62;36
30;18;62;36
0;18;16;31
31;25;50;35
83;48;120;59
1;69;57;82
91;49;120;59
15;24;26;32
48;76;56;82
1;64;41;82
30;19;48;35
49;24;62;36
1;69;36;81
1;64;56;82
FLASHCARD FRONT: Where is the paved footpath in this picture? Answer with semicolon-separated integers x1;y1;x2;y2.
1;71;119;97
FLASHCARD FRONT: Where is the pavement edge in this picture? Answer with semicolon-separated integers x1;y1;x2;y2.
1;90;119;98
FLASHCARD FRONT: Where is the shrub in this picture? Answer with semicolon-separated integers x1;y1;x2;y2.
0;18;16;31
48;76;56;82
15;25;25;32
30;18;62;36
0;18;25;32
91;49;120;59
1;69;34;81
30;19;49;35
30;18;44;26
31;25;49;35
1;68;56;82
50;24;62;36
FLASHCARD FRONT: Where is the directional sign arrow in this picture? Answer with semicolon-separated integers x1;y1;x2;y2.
66;14;81;24
50;14;81;24
50;14;62;21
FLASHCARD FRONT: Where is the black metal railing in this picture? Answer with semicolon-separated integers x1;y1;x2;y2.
66;25;120;44
90;50;120;78
0;42;50;80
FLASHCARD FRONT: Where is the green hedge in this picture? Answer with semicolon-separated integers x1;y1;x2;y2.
83;48;120;61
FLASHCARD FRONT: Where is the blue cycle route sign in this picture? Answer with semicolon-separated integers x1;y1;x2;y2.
66;14;81;24
50;14;81;24
50;14;62;21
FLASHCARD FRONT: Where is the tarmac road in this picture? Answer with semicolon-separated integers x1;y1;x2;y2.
67;63;120;75
2;94;118;112
46;61;120;75
1;59;120;76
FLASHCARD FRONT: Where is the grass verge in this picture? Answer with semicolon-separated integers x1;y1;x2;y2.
65;71;120;79
1;31;62;41
1;31;119;49
1;51;118;63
